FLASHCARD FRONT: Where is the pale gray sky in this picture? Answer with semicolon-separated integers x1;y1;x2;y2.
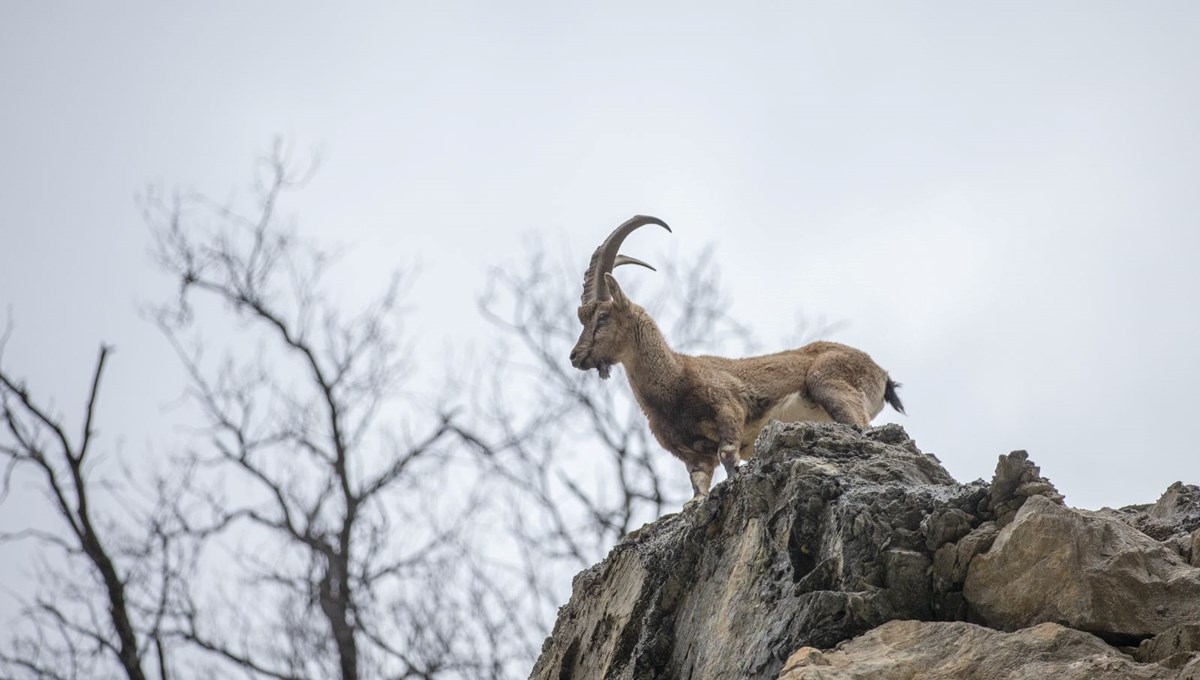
2;1;1199;618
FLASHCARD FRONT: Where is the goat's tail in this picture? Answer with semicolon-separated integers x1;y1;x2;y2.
884;377;906;415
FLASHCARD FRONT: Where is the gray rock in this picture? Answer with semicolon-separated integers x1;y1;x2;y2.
918;448;1066;623
964;495;1200;643
983;449;1064;527
777;620;1175;679
1150;483;1200;530
931;521;999;621
1094;482;1200;549
532;422;1200;679
1138;624;1200;667
922;507;974;552
530;422;979;680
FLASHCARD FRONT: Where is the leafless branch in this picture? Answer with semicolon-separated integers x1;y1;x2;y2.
138;141;522;679
0;345;163;680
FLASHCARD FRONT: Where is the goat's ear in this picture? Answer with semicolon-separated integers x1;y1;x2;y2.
604;273;630;310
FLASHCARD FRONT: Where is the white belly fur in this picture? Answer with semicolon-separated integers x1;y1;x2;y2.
771;392;834;423
738;392;832;456
739;390;886;459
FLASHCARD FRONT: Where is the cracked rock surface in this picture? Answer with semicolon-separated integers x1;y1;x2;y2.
530;422;1200;679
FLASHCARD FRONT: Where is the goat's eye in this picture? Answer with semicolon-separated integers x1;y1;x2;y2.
597;312;609;324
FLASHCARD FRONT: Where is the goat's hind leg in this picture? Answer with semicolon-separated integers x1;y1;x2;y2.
718;444;739;479
715;406;746;479
809;380;871;427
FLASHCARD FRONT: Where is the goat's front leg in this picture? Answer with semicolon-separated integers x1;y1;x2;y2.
685;458;716;504
718;444;740;478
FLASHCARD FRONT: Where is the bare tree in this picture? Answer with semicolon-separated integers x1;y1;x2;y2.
0;141;782;679
0;335;193;680
139;141;525;680
473;238;758;630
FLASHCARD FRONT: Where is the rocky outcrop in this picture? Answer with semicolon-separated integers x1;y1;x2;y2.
531;423;966;680
531;422;1200;679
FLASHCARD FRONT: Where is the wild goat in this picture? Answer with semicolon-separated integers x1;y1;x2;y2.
569;215;905;502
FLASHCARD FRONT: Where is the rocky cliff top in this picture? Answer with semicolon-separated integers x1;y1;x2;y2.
531;422;1200;680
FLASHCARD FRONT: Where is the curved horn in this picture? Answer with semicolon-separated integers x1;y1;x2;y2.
613;254;656;272
580;215;671;305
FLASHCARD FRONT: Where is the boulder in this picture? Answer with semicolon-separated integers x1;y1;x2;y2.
777;620;1176;680
964;495;1200;643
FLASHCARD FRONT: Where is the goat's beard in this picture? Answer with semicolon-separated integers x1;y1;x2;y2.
596;363;612;380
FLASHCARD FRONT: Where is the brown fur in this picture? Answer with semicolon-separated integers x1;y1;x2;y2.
571;273;901;502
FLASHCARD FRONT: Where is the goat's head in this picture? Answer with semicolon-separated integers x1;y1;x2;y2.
570;215;671;379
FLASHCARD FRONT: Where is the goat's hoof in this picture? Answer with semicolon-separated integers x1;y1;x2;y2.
683;496;705;509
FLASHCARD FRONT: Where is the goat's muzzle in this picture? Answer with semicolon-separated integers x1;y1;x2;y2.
569;346;592;371
569;348;612;379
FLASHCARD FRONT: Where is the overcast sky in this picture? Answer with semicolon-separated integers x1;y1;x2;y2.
2;1;1199;617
